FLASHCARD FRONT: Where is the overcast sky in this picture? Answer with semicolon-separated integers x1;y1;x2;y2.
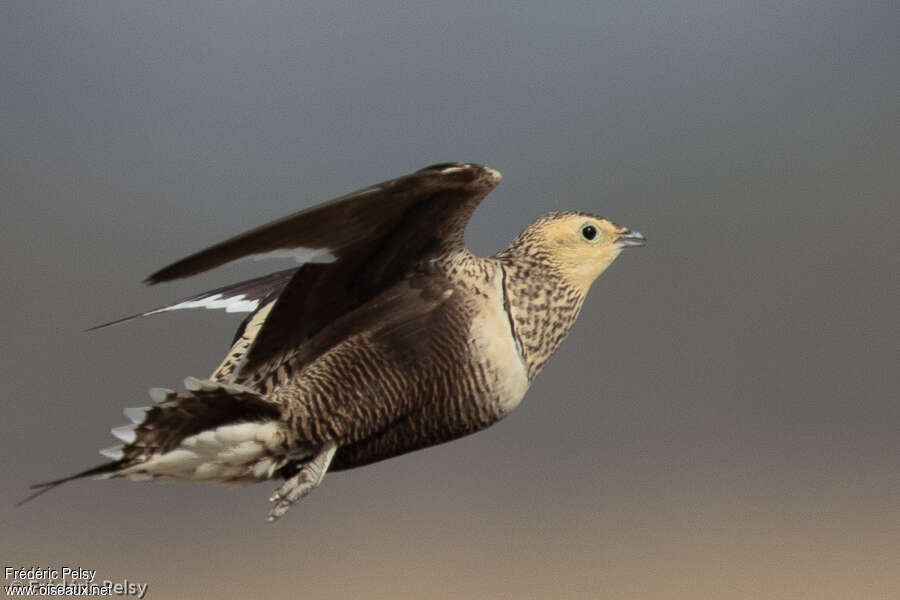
2;2;898;599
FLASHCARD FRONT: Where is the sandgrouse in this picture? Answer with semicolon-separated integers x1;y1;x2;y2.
25;163;646;521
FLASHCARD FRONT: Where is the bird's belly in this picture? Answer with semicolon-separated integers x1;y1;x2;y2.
330;278;530;471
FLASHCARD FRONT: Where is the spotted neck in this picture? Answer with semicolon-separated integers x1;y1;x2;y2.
494;253;587;379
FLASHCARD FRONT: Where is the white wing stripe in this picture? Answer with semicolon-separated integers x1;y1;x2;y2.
145;293;261;316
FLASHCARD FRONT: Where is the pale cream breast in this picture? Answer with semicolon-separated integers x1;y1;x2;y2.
465;262;531;416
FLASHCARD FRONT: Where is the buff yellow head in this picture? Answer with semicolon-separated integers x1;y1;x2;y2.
520;211;646;294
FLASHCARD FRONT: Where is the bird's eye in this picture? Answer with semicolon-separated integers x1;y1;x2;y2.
580;224;598;242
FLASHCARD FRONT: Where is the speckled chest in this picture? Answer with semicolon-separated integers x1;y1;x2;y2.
441;252;531;419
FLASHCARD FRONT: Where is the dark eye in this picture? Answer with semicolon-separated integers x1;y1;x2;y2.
581;224;597;241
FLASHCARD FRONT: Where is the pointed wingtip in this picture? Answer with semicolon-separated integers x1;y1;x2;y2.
84;314;139;332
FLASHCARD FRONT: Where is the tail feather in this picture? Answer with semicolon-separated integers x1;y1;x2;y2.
17;460;125;506
20;378;289;506
119;377;281;464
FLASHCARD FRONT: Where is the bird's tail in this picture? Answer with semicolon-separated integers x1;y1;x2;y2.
20;378;291;506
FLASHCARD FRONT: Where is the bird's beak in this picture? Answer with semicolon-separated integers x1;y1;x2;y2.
615;229;646;248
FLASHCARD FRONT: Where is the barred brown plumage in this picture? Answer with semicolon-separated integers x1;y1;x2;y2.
22;162;645;521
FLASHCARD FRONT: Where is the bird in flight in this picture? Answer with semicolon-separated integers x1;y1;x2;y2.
25;163;646;521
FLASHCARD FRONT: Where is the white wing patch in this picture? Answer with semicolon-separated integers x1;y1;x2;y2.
143;248;333;315
145;292;260;316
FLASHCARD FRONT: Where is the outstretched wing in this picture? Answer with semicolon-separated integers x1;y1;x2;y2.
148;162;501;382
147;163;501;284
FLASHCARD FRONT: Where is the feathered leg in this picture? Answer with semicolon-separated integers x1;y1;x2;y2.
267;441;337;522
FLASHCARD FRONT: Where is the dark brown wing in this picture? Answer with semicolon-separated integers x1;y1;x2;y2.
147;162;501;382
147;163;500;284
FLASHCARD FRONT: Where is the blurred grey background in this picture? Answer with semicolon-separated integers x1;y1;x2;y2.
2;2;898;598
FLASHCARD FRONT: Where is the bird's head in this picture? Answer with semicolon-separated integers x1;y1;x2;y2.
510;212;646;294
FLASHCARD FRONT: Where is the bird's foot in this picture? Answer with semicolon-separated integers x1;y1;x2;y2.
266;441;337;522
